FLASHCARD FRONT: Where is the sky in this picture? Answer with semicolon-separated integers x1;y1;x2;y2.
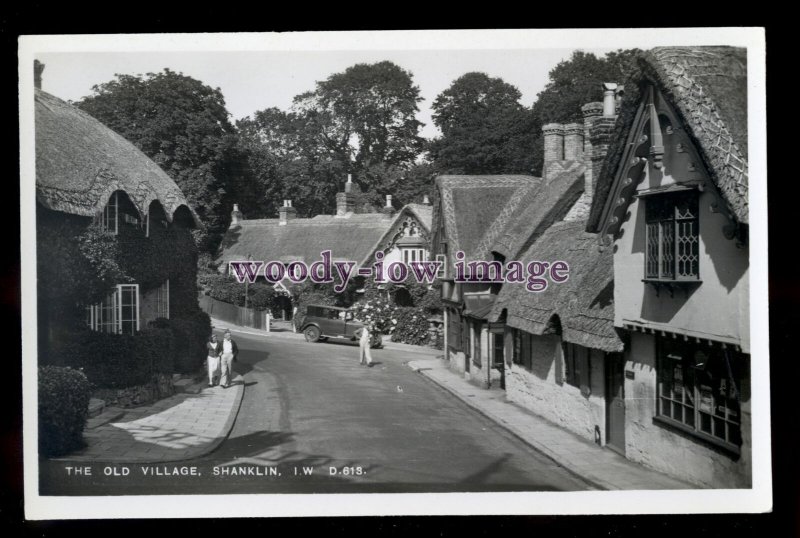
29;28;760;142
36;47;615;140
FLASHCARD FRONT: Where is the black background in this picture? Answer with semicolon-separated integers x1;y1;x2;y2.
2;10;792;537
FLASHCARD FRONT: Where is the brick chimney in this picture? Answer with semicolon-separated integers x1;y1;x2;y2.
336;174;360;217
34;60;45;90
231;203;243;227
563;123;584;162
542;123;564;179
564;85;619;222
382;194;396;218
279;199;296;225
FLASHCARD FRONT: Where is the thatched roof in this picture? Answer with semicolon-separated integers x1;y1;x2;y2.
433;175;540;260
489;220;623;353
216;204;432;269
588;46;748;231
35;89;200;225
489;161;585;260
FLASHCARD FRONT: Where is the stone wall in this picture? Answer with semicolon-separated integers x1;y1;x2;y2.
505;332;607;445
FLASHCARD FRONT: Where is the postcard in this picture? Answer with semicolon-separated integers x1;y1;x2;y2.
19;28;770;518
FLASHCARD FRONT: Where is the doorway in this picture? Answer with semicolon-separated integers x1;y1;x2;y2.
606;353;626;454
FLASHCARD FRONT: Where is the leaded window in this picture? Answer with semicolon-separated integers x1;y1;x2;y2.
656;336;744;452
645;192;699;280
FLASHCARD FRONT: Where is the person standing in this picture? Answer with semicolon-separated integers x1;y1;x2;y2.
220;329;239;388
206;333;222;387
357;324;374;367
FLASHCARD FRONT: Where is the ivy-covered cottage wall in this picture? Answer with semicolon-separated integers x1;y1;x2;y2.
37;206;211;391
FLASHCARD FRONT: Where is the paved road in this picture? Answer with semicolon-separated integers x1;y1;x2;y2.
41;332;591;494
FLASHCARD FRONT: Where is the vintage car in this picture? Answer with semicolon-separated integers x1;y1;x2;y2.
299;304;383;348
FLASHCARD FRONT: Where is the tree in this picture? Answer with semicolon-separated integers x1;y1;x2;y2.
530;49;640;174
237;61;427;218
428;72;536;174
76;69;246;252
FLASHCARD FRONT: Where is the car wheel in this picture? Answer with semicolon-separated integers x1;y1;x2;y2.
304;326;321;343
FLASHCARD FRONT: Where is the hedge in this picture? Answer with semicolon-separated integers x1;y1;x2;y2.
44;312;210;387
199;273;276;311
165;311;211;374
39;366;92;457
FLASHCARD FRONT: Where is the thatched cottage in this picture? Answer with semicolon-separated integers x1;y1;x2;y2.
587;47;751;488
215;176;433;318
433;46;751;489
35;62;203;353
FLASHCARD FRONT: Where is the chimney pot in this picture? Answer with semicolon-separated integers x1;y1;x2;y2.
231;203;243;226
279;202;297;225
602;83;618;117
385;194;393;208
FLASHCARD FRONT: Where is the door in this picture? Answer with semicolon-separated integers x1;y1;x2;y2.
606;353;626;454
491;329;505;390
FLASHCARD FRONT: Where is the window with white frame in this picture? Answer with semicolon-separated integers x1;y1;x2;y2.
86;284;140;335
100;192;119;234
402;248;427;265
155;280;169;319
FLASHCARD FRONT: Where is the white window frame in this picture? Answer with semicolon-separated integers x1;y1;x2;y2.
100;191;119;235
85;284;140;334
156;279;170;319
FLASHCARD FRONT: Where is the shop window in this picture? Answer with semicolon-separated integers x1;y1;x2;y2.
563;343;591;396
645;192;699;281
86;284;140;335
656;336;743;452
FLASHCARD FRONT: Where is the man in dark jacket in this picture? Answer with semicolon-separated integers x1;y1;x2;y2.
220;329;239;388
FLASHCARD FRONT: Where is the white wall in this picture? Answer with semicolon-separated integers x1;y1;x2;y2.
504;331;607;445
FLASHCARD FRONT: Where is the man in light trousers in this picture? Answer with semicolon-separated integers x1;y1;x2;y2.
220;329;239;388
357;325;374;367
206;333;222;386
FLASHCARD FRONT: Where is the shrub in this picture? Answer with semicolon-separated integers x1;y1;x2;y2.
168;310;212;374
44;327;176;389
200;273;276;311
38;366;92;457
390;307;433;346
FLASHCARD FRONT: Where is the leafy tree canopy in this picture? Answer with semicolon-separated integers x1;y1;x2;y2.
237;61;427;218
76;69;247;252
429;72;536;175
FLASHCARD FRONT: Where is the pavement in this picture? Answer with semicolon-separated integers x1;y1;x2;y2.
58;376;244;463
407;357;697;491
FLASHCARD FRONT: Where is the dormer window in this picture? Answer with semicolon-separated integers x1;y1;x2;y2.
100;192;119;234
644;191;700;282
99;191;141;234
